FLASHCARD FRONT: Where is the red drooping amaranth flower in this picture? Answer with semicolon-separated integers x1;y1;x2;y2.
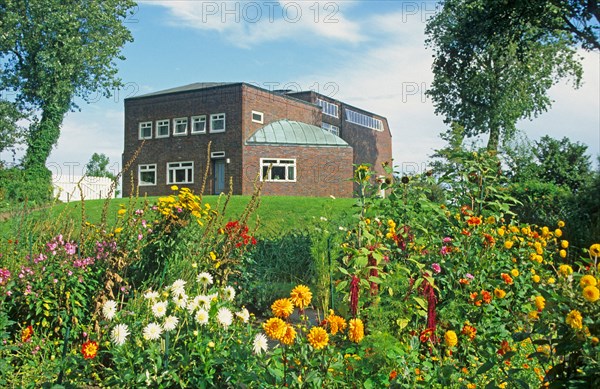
421;278;438;342
350;275;360;317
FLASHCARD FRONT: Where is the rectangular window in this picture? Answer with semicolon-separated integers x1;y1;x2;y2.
322;122;340;137
139;122;152;140
156;119;170;138
252;111;264;124
173;118;188;136
191;115;207;134
167;161;194;184
344;108;383;131
138;164;156;186
316;98;339;118
210;113;226;133
261;158;296;182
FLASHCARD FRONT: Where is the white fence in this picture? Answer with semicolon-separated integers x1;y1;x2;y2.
52;175;116;202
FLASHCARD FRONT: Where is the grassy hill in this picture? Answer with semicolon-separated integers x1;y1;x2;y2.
0;195;356;241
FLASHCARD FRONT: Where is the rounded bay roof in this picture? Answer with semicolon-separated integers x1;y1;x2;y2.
246;120;349;147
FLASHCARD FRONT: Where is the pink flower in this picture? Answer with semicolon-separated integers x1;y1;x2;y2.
466;273;474;279
431;263;441;273
443;237;452;243
138;234;143;240
440;246;450;255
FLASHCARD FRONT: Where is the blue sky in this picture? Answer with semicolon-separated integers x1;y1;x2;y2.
33;0;599;179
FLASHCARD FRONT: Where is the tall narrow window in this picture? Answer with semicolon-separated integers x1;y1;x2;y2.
156;119;170;138
210;113;226;133
173;118;188;136
139;122;152;139
261;158;296;182
316;98;339;118
138;164;157;186
191;115;207;134
167;161;194;184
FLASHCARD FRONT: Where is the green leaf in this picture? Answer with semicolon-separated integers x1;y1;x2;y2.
477;361;494;375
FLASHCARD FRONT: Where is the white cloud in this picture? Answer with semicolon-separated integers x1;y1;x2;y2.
295;9;599;172
48;106;124;179
148;0;364;48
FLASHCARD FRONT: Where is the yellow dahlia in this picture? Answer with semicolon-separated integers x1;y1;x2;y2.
263;317;287;340
534;296;545;311
582;286;599;303
511;269;519;277
348;318;364;343
590;244;600;257
532;275;541;283
290;285;312;309
280;324;297;345
444;330;458;347
504;241;514;249
566;310;583;330
555;229;563;238
326;312;347;335
307;326;329;350
271;298;294;318
494;288;506;299
558;264;573;277
580;275;597;288
561;240;569;249
558;220;565;228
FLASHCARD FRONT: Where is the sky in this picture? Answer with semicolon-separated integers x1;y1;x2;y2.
11;0;598;180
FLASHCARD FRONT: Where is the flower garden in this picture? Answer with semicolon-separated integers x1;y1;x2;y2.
0;152;599;388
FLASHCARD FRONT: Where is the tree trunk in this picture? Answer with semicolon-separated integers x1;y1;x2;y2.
487;125;500;151
23;102;68;171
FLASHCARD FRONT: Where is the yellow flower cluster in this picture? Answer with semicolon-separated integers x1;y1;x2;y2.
290;285;312;310
326;311;347;335
444;330;458;347
348;318;364;343
580;275;599;303
566;310;583;330
307;327;329;350
157;187;210;225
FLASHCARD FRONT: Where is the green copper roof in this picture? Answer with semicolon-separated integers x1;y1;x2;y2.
246;120;349;147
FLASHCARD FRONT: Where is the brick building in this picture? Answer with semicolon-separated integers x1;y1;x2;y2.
122;82;392;197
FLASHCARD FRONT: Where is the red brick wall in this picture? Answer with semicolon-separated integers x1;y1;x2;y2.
123;84;246;196
242;144;354;197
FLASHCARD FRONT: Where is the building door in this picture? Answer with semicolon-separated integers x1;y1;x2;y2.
214;160;226;194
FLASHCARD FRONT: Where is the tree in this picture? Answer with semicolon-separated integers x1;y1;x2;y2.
85;153;116;180
479;1;599;52
0;99;26;158
533;135;592;191
425;0;583;151
0;0;135;177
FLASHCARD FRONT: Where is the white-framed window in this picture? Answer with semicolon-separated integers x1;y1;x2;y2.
211;151;225;158
173;118;188;136
139;122;152;140
322;122;340;137
138;164;157;186
156;119;170;138
191;115;207;134
167;161;194;184
210;113;226;133
252;111;264;124
261;158;296;182
345;108;383;131
316;98;339;118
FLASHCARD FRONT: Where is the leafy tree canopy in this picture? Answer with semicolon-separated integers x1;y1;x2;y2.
425;0;584;151
85;152;116;180
0;0;135;172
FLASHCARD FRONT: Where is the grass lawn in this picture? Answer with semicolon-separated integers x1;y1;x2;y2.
0;195;356;240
